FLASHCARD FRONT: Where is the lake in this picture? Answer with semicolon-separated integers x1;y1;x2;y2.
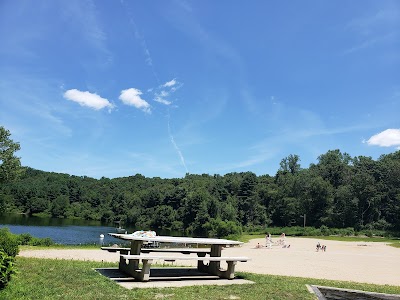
0;213;137;245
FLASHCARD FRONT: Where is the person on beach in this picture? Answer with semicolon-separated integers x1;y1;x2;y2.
316;242;321;251
279;233;286;247
265;232;272;249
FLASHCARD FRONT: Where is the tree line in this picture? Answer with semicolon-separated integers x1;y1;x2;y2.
1;126;400;236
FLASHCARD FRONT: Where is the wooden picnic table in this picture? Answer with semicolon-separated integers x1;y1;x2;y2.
107;233;249;281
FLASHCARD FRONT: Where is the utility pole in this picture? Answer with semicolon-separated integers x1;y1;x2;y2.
301;214;306;228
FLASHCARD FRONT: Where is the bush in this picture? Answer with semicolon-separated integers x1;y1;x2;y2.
203;219;242;238
320;225;331;236
0;228;18;290
30;237;54;246
0;250;16;290
16;233;33;245
0;228;19;257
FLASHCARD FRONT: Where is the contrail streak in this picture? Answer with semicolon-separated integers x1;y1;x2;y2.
121;1;159;84
167;112;188;173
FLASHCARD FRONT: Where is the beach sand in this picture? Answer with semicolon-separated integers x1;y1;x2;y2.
18;237;400;286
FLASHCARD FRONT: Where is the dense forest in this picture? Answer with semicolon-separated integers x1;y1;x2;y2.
1;149;399;237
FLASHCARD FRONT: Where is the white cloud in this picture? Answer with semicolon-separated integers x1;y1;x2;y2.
366;129;400;147
154;96;171;105
119;88;151;113
163;79;176;87
64;89;113;110
152;79;183;106
154;90;171;105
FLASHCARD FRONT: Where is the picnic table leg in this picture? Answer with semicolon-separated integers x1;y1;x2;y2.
208;245;222;275
196;252;208;272
118;249;130;270
137;259;152;281
119;240;143;277
129;240;143;270
219;261;237;279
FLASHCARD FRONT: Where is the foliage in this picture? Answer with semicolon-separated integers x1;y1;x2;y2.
0;126;23;184
16;233;54;246
0;227;19;257
0;250;16;290
203;219;242;238
1;148;400;237
0;228;19;290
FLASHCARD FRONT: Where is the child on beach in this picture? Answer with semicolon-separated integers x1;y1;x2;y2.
265;232;272;249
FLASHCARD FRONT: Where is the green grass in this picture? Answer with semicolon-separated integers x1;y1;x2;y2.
19;244;102;251
1;257;400;300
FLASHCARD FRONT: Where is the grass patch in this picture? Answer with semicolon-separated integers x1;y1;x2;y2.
19;244;101;251
1;257;400;300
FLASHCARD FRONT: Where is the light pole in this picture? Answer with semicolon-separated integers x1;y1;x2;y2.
300;214;306;228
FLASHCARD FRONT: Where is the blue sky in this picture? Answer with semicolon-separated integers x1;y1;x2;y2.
1;1;399;179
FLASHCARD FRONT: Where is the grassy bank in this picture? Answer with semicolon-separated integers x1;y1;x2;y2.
1;257;400;300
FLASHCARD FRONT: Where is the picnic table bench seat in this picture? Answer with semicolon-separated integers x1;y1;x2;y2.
120;254;250;281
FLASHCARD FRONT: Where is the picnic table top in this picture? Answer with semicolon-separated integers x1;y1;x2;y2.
108;233;243;246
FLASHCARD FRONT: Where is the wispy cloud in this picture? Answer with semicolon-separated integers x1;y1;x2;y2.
163;79;177;87
154;96;172;105
120;1;158;81
344;7;400;54
164;5;244;71
64;89;114;111
62;1;113;65
348;8;400;35
119;88;151;113
153;79;183;106
365;129;400;148
167;112;188;173
343;32;396;55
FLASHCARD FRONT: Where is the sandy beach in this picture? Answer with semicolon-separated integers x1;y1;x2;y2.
18;237;400;286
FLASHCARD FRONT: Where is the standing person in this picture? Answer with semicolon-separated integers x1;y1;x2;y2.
265;232;272;249
316;242;321;252
279;233;286;246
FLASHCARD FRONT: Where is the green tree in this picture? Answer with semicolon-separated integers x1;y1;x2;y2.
51;195;70;218
279;154;301;175
0;126;22;183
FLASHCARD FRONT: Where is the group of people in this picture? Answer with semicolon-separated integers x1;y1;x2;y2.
256;234;328;252
255;232;290;249
316;242;327;252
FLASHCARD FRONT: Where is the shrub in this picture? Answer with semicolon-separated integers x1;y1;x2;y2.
203;219;242;238
0;228;18;290
0;250;16;290
16;233;33;245
320;225;331;236
0;228;19;257
30;237;54;246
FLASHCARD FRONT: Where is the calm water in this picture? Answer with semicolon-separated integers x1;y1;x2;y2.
0;214;129;245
